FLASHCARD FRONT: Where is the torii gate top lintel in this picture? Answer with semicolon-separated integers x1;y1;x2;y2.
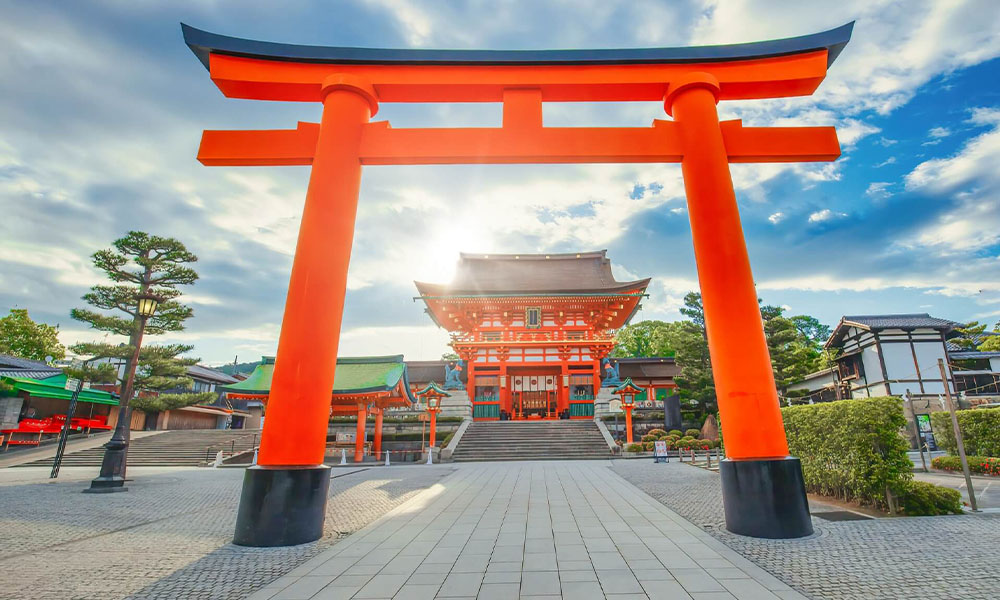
181;22;853;104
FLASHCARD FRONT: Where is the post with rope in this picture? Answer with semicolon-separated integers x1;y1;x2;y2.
938;359;978;512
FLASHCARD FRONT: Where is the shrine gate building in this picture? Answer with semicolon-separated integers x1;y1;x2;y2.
415;250;649;421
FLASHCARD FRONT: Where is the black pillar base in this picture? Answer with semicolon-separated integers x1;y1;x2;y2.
82;477;128;493
233;465;331;547
720;456;813;539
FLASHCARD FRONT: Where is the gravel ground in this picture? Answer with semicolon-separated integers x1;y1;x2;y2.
0;465;453;600
611;459;1000;600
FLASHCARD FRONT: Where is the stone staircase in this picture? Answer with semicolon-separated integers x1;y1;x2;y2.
451;420;612;462
17;429;261;468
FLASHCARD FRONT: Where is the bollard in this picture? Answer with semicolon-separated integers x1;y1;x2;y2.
706;449;712;469
426;447;433;465
340;449;347;465
385;450;390;466
213;450;223;468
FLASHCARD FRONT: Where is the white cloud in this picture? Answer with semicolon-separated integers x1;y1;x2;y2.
807;209;847;223
928;126;951;138
903;107;1000;252
865;181;892;200
768;212;785;224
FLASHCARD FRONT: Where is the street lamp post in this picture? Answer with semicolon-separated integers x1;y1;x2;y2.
85;293;159;493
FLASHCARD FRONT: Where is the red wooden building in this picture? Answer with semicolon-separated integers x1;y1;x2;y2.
415;251;649;421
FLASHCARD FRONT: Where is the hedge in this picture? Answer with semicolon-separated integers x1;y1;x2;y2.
932;455;1000;477
929;408;1000;457
899;481;963;516
782;397;913;510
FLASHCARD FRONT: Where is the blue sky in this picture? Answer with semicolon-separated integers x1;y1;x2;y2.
1;1;999;365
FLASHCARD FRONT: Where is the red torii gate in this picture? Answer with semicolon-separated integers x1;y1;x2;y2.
183;22;853;546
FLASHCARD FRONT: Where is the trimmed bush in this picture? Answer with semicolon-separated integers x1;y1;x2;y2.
929;408;1000;458
647;428;667;437
668;429;683;437
642;441;655;451
932;455;1000;477
640;434;657;443
684;428;702;438
899;481;963;516
782;397;913;510
626;443;644;453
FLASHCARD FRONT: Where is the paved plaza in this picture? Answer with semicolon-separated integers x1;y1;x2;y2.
613;460;1000;600
0;465;453;600
255;462;805;600
1;460;998;599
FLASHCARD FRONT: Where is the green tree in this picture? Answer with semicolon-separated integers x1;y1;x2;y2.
612;320;675;357
791;314;832;345
69;342;214;412
982;323;1000;352
762;306;823;394
0;309;66;361
668;293;716;414
441;352;460;361
71;232;209;415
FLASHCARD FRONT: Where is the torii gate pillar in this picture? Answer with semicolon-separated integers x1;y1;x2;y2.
185;21;854;546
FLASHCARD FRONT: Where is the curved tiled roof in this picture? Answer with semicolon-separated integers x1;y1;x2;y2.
842;314;959;330
415;250;649;297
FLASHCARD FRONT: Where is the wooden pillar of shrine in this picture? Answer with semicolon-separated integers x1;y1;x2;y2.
354;406;366;463
373;408;383;459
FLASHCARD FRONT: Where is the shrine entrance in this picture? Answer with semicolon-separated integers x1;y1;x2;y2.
510;372;560;419
183;21;853;546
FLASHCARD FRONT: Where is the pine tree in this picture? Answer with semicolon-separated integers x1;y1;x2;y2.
71;232;209;420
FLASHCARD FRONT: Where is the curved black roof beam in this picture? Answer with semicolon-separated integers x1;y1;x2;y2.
181;22;853;71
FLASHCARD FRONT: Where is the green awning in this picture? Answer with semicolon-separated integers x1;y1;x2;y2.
2;375;119;406
219;355;418;403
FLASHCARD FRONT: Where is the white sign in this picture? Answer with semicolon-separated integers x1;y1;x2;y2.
64;378;81;391
653;440;668;456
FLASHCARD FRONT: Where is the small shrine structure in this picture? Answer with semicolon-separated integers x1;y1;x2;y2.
221;355;417;462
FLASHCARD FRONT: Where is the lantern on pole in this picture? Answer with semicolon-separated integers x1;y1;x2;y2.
614;378;643;445
416;382;447;449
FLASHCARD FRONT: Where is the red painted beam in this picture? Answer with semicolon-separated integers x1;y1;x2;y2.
198;119;839;167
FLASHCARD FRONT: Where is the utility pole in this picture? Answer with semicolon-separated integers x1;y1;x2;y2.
938;359;978;512
904;391;928;472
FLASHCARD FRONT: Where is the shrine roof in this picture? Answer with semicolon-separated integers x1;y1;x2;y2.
414;250;650;298
220;355;417;403
616;357;680;379
182;22;852;70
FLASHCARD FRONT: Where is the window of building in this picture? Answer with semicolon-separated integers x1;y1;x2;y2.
525;307;541;329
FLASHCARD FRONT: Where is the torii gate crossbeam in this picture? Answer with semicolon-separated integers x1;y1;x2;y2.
183;22;853;546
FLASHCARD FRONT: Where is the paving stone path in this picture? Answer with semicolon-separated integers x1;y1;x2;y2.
258;462;806;600
0;465;452;600
612;460;1000;600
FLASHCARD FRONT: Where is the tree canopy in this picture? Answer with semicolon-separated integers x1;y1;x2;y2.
613;292;830;414
71;231;210;411
71;231;198;337
0;309;66;362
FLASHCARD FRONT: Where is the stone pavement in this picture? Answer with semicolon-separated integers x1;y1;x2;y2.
613;460;1000;600
257;462;806;600
0;465;452;600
